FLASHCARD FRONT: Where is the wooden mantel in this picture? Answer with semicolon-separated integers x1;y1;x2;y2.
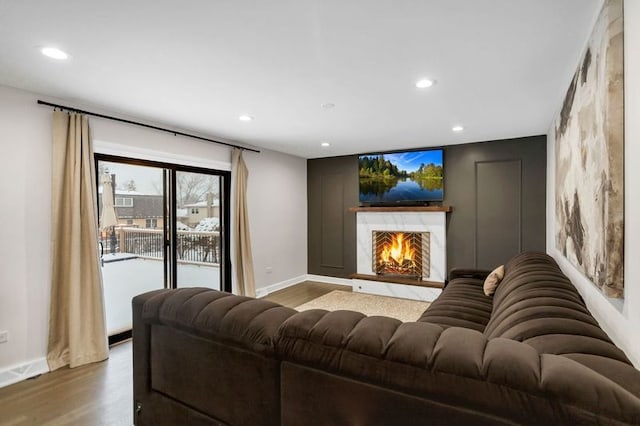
348;205;452;213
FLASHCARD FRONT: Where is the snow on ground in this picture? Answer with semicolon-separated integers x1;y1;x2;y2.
176;221;190;230
195;217;219;231
102;256;220;334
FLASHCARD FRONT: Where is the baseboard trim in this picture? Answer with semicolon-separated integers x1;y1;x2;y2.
305;274;354;287
0;357;49;388
255;275;309;298
255;274;353;298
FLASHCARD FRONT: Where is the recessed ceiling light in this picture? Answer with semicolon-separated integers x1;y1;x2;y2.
238;115;254;122
321;103;335;109
41;47;68;60
452;125;464;132
415;79;434;89
321;142;331;147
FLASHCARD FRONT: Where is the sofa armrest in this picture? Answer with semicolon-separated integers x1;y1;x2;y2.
133;288;296;425
448;268;492;282
132;289;169;424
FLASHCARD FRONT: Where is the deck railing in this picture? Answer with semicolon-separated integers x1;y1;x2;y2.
176;230;221;264
108;227;220;265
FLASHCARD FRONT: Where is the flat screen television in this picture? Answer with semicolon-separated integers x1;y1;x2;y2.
358;148;444;205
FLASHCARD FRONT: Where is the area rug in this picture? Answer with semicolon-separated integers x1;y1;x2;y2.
295;290;430;322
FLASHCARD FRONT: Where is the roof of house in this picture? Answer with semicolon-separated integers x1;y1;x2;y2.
116;194;163;219
100;193;164;219
184;199;220;208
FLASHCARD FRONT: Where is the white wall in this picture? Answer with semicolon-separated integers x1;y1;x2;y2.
0;84;308;383
90;108;308;294
0;86;52;383
546;1;640;367
244;149;307;290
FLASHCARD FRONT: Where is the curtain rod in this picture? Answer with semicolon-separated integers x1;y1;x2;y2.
37;100;260;153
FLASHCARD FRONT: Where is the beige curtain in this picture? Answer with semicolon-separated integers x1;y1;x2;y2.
47;111;108;371
232;148;256;297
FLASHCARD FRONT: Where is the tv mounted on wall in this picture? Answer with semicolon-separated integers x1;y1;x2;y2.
358;148;444;206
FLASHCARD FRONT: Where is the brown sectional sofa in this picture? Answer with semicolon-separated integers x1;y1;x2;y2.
132;252;640;425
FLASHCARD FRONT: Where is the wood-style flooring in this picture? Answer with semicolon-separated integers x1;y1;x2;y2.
0;341;133;426
262;281;349;307
0;282;343;425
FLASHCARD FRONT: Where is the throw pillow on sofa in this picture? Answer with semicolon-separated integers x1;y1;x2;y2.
483;265;505;296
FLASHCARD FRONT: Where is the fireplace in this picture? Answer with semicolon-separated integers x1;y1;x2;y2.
372;231;430;279
354;209;446;300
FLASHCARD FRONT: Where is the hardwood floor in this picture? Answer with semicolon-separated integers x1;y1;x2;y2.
0;340;133;426
0;282;345;425
263;281;349;307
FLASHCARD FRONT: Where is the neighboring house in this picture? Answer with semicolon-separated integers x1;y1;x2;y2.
100;190;219;229
176;208;189;227
114;190;164;229
183;197;219;228
99;189;164;229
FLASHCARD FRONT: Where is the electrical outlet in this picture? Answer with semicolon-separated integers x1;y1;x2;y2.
265;266;273;274
0;330;8;344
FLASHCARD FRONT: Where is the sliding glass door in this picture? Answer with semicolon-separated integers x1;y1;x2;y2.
175;171;223;288
97;161;166;337
96;155;230;339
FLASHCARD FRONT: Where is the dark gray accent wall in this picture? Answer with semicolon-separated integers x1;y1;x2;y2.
444;136;546;269
475;160;522;267
307;135;546;277
308;156;358;277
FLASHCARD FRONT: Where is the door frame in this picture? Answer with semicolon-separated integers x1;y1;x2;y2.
95;153;232;291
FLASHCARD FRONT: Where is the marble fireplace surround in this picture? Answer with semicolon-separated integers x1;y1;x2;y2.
351;206;450;301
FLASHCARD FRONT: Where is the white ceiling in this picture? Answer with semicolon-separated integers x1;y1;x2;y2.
0;0;601;158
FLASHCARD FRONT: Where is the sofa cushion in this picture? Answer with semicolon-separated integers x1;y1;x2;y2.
418;277;493;331
483;264;504;296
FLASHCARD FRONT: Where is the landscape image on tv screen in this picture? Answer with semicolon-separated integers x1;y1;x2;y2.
358;149;443;204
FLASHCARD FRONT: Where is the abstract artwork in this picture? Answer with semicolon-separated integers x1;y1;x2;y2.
555;0;624;298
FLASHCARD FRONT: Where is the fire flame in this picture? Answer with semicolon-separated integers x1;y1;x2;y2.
380;233;414;265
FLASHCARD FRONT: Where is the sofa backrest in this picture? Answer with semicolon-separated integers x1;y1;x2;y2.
484;253;617;356
482;252;640;397
140;287;297;354
276;309;640;424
